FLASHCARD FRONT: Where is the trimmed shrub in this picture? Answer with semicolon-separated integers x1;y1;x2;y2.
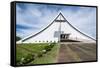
50;44;54;48
44;45;51;51
22;54;35;64
37;52;43;57
49;43;55;48
50;41;52;43
47;40;48;43
42;49;47;54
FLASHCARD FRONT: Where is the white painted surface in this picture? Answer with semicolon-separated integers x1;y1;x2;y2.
18;13;95;43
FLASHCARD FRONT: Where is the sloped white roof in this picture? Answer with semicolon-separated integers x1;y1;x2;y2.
17;12;96;43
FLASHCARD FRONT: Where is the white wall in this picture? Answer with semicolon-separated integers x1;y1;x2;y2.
0;0;99;68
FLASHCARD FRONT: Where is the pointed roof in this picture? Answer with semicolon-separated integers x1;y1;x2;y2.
55;12;66;22
20;12;95;42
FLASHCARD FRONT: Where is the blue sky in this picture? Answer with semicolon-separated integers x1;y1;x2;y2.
16;3;96;39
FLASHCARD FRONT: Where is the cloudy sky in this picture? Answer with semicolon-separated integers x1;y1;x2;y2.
16;3;96;39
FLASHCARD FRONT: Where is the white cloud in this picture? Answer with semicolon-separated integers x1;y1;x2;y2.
16;4;96;39
61;7;96;38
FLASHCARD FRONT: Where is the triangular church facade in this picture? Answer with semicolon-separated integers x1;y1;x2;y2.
17;12;95;43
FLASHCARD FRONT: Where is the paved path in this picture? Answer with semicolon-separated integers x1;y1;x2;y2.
57;42;96;63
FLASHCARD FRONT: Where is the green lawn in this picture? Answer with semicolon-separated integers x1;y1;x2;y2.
16;43;60;65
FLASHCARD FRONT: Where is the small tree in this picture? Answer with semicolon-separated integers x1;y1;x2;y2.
16;36;21;41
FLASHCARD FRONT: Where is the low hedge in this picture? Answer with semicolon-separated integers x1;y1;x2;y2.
17;43;56;65
17;54;35;65
37;52;43;57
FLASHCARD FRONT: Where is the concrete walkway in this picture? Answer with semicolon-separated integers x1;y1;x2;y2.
57;42;96;63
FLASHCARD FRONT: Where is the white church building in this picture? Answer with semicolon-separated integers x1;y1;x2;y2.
17;12;96;43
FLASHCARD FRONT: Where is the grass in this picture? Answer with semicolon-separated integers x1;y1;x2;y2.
29;43;60;64
16;43;60;65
